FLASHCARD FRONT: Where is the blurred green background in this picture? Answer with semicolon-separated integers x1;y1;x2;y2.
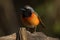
0;0;60;38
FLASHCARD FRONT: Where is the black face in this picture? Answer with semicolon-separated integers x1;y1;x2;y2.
20;8;32;18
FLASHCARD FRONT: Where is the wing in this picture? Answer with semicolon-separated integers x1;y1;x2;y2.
38;14;46;30
34;12;46;30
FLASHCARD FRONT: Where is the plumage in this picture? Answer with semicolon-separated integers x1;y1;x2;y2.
17;5;45;33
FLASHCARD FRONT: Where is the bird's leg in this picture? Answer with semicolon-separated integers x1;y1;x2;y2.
26;26;37;33
33;27;37;33
29;27;37;33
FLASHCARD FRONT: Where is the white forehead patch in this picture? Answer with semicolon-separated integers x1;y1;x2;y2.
25;5;35;12
25;5;38;16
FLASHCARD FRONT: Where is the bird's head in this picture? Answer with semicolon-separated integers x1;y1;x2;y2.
19;5;34;18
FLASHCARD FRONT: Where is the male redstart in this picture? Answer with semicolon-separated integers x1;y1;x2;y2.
17;5;45;33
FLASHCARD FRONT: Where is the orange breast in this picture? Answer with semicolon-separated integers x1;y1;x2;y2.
24;12;40;26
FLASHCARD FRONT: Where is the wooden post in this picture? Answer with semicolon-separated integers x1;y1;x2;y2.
19;27;27;40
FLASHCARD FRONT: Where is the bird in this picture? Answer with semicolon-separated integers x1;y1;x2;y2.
16;5;45;33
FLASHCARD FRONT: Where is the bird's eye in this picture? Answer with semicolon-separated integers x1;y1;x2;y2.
22;9;32;18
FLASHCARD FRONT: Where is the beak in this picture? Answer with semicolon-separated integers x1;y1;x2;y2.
16;8;26;15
